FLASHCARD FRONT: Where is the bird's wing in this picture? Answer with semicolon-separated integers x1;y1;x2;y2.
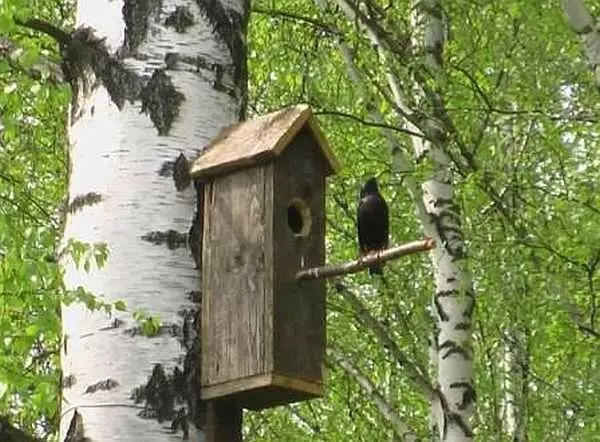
358;195;388;251
381;197;389;247
357;198;368;252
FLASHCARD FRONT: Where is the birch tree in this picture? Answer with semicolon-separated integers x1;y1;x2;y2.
32;1;250;440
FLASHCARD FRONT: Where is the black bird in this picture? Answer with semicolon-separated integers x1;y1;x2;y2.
357;177;389;275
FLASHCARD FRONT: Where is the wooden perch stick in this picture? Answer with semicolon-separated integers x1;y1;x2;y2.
296;238;435;281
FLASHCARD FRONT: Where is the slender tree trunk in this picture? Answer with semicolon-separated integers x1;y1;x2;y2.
411;1;475;440
501;325;529;441
562;0;600;88
59;1;248;440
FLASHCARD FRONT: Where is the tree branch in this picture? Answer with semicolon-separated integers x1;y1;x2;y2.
14;17;71;46
296;238;435;280
315;109;425;138
252;7;340;36
333;283;433;397
329;350;420;441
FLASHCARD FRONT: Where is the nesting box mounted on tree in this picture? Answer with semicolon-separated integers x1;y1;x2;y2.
190;104;340;410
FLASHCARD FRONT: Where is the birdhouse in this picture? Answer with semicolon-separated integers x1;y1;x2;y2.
190;104;340;410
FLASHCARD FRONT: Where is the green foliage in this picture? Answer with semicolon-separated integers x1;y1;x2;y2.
0;1;73;438
132;311;162;337
247;0;600;440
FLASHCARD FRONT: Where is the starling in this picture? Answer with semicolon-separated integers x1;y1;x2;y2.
357;177;389;275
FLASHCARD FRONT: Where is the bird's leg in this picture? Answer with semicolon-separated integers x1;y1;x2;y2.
357;248;368;262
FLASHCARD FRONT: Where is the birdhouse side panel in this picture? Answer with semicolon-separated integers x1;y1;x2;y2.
201;164;274;388
272;129;327;382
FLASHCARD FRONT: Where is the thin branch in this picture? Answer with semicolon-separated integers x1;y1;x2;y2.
14;17;71;46
296;238;434;280
329;349;420;441
333;284;433;397
252;7;341;36
315;109;425;138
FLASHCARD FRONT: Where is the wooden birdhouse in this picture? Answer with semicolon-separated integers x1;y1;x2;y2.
190;104;340;410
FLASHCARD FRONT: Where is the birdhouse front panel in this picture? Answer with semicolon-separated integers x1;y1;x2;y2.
201;164;273;388
272;127;327;383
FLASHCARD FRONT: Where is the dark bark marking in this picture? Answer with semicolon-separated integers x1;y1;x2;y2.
62;27;143;117
450;381;476;410
99;318;124;331
188;180;204;269
434;296;449;321
64;409;89;442
164;52;180;70
140;69;185;135
141;229;187;249
187;290;201;303
429;198;466;260
84;378;119;394
68;192;102;214
436;289;456;298
455;321;471;331
122;0;163;56
195;0;248;118
173;153;191;191
62;374;76;389
14;19;142;118
170;407;190;439
439;340;471;360
165;6;195;33
435;387;474;440
132;364;176;423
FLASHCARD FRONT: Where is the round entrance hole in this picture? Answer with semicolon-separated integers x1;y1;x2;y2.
287;198;312;237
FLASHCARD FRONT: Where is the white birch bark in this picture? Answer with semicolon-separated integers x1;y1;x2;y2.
321;0;474;439
562;0;600;88
59;1;246;440
500;327;528;441
412;2;475;440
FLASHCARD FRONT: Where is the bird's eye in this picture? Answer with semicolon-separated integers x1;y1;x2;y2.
287;198;312;237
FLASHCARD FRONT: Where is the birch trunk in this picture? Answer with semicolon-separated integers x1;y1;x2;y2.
324;0;474;438
562;0;600;88
59;1;247;440
411;1;475;440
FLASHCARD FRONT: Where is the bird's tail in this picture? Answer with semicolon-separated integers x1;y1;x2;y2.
369;265;384;276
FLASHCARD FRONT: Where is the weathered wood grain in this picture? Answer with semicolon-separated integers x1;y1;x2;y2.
190;104;340;180
272;128;327;382
202;165;269;386
200;122;331;410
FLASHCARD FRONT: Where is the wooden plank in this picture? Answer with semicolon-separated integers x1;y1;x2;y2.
190;104;340;180
202;373;323;410
201;373;322;401
201;166;268;386
263;163;275;376
272;129;327;382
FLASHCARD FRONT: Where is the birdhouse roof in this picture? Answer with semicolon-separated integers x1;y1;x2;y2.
190;104;340;180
